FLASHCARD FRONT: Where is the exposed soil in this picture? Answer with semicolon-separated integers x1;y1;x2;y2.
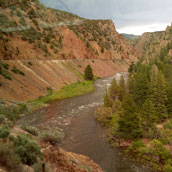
0;59;130;101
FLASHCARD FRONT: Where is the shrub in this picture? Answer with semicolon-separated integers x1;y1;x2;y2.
3;74;11;80
32;19;38;26
13;135;43;165
16;10;22;17
163;121;172;129
21;36;27;41
50;44;54;49
150;139;171;163
18;70;25;76
0;114;5;123
0;62;9;70
95;107;112;127
8;104;29;121
19;17;26;26
11;67;18;74
164;164;172;172
0;126;10;138
23;126;39;136
40;130;65;146
28;61;32;66
0;141;23;172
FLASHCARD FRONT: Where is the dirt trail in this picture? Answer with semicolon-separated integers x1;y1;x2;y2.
19;73;150;172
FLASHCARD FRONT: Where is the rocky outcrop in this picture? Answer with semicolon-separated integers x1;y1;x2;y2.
134;23;172;59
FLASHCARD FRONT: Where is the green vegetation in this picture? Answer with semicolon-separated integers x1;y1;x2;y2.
0;141;23;172
11;66;25;76
0;126;10;138
12;135;43;165
96;40;172;171
0;13;17;28
0;103;28;123
0;101;44;171
22;126;39;136
84;65;94;81
28;80;95;108
40;129;65;146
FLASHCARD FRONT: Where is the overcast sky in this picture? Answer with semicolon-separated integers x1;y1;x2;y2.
40;0;172;35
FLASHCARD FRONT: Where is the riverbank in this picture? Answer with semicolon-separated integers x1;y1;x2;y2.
17;73;149;172
95;70;172;172
0;80;102;172
26;80;95;111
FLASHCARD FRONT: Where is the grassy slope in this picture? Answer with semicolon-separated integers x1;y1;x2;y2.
28;80;95;109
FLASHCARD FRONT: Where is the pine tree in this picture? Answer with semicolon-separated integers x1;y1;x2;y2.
127;74;135;95
151;70;168;121
132;72;150;106
118;75;126;101
109;78;119;101
141;98;157;126
84;65;94;80
141;98;157;138
104;89;113;107
166;82;172;115
118;94;142;139
128;61;135;73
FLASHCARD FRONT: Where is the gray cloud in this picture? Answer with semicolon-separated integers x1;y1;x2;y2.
40;0;172;34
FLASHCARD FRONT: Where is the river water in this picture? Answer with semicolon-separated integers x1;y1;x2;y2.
60;72;150;172
19;72;151;172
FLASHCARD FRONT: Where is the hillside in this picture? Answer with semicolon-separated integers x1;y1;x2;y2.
0;0;137;60
121;33;140;40
134;23;172;61
0;0;138;101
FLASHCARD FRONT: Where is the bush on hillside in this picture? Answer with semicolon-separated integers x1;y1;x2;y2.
0;126;10;138
40;130;65;146
12;135;43;165
22;126;39;136
0;114;5;123
0;141;23;172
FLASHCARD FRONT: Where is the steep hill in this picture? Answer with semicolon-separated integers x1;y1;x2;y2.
0;0;138;101
134;23;172;60
0;0;137;60
0;59;129;101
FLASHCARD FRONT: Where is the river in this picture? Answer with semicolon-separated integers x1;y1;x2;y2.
19;72;151;172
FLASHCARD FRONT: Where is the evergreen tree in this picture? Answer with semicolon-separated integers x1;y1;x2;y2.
128;61;135;73
104;89;113;107
127;74;135;96
118;75;126;101
151;70;168;121
84;65;94;80
118;94;142;139
133;72;150;106
109;78;119;101
141;98;157;138
166;82;172;115
164;64;172;82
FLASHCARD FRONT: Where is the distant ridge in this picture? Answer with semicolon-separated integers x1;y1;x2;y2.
121;33;140;40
